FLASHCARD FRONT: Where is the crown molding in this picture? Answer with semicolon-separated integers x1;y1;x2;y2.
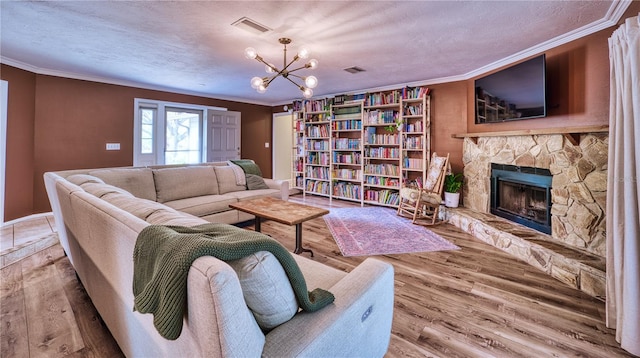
463;0;632;80
0;56;274;107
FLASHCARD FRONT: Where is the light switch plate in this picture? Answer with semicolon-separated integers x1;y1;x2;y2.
106;143;120;150
264;142;270;148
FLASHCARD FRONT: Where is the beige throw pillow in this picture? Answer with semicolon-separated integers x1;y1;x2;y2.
227;251;298;331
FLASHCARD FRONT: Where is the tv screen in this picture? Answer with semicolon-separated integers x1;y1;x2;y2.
475;54;546;123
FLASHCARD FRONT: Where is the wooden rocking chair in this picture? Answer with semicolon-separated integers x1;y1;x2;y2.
397;152;450;225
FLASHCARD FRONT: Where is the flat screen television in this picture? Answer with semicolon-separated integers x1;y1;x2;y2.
475;54;546;124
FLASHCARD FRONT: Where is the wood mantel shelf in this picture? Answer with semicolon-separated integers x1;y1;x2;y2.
452;125;609;146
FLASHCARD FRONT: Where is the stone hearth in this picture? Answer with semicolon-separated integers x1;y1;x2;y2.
444;207;605;300
450;133;608;299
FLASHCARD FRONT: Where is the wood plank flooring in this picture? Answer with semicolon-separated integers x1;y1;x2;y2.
1;195;633;357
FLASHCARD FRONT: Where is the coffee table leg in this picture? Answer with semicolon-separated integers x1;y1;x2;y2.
254;216;261;232
294;223;313;257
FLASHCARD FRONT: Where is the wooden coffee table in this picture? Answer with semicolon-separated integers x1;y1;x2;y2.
229;197;329;256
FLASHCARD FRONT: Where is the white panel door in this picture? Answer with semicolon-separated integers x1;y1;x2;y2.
207;110;241;162
272;112;293;180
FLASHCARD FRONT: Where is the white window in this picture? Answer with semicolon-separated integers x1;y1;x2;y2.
164;107;203;164
133;99;241;167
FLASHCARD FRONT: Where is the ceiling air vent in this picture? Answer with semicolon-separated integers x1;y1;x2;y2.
344;66;366;74
232;17;272;34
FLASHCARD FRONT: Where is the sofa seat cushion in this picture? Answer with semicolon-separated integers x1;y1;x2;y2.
224;188;281;202
153;166;219;203
227;251;298;331
163;195;238;217
89;168;157;201
214;166;247;194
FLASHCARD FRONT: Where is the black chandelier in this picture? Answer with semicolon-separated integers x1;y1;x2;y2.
244;38;318;98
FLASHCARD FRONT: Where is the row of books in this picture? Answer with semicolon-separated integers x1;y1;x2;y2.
401;86;430;99
294;176;304;188
292;158;304;172
305;179;330;195
306;139;329;151
306;166;330;180
307;152;330;165
294;120;305;131
403;157;424;169
293;87;429;113
364;189;400;206
365;110;399;124
364;163;400;176
403;137;424;150
365;147;400;159
366;90;401;106
333;138;361;150
306;125;329;138
403;104;423;116
365;132;399;145
333;168;362;180
294;98;332;113
334;93;366;105
333;152;361;164
332;182;361;200
305;113;330;122
403;120;423;133
332;120;361;130
364;176;401;187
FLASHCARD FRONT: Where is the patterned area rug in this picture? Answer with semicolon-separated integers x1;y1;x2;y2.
324;207;460;257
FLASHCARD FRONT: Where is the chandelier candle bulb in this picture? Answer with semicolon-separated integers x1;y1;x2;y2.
244;47;257;59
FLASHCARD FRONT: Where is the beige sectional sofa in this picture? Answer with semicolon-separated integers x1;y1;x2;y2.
44;161;395;357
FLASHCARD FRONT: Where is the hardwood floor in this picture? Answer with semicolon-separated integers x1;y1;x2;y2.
1;195;633;357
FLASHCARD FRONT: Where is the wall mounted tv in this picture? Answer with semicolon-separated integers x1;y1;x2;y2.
475;54;546;124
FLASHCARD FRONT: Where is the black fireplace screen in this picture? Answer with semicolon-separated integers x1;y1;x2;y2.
490;164;552;234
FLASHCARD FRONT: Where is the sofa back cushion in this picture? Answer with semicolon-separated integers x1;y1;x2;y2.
89;168;157;201
153;166;219;203
214;166;247;194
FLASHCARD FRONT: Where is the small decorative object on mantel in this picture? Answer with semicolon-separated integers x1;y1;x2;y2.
444;173;463;208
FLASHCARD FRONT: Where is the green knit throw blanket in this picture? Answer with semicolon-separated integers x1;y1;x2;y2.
132;223;335;340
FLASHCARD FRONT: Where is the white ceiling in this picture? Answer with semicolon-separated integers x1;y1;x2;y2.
0;1;630;106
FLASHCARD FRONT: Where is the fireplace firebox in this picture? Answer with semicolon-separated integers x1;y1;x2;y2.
490;163;552;234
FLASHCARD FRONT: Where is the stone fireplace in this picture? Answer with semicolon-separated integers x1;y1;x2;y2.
446;132;608;299
463;133;607;257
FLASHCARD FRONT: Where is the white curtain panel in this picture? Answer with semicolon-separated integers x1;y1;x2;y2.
606;13;640;356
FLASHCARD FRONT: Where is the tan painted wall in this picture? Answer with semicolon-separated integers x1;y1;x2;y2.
1;66;273;220
1;66;36;221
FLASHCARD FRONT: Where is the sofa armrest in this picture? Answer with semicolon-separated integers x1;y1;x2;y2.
263;178;289;201
262;258;394;358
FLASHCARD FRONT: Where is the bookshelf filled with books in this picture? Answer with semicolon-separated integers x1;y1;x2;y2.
291;108;305;190
363;90;402;207
292;87;430;208
330;101;364;204
400;88;430;189
303;99;332;197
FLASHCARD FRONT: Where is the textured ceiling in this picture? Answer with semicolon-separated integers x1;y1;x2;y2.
0;1;630;105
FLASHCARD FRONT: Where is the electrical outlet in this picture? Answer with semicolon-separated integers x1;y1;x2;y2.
106;143;120;150
265;142;270;148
